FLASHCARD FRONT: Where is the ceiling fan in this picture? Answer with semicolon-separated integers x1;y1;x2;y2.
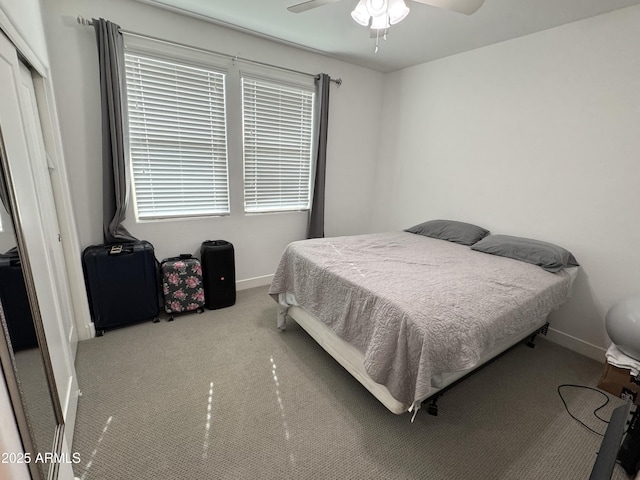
287;0;485;16
288;0;484;51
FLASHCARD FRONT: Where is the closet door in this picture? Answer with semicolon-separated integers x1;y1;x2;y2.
14;57;80;442
17;61;79;357
0;30;77;478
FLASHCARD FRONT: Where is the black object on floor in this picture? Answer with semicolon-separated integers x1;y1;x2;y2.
0;248;37;351
82;241;159;335
618;405;640;475
589;400;632;480
200;240;235;310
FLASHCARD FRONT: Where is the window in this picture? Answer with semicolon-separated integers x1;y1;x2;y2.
242;75;315;213
124;53;229;220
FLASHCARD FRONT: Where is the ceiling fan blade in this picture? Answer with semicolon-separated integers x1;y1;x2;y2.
411;0;485;15
287;0;342;14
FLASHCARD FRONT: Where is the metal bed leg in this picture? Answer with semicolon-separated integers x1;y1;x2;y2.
426;394;441;416
526;321;549;348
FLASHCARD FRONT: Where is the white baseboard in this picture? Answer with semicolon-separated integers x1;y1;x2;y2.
78;318;96;341
236;274;273;291
545;327;607;363
86;321;96;341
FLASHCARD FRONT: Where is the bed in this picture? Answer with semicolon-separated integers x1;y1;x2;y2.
269;229;578;416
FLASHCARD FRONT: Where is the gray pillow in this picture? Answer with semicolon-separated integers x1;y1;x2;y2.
405;219;489;246
471;234;579;273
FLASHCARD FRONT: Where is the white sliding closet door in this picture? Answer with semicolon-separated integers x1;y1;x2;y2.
15;58;80;440
0;30;78;475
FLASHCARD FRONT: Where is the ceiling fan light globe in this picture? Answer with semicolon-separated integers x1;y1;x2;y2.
366;0;388;17
370;13;390;30
388;0;409;25
351;0;371;26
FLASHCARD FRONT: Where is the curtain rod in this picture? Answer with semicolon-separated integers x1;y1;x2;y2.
76;15;342;86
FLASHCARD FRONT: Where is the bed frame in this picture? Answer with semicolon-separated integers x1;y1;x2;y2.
272;231;579;419
277;300;550;417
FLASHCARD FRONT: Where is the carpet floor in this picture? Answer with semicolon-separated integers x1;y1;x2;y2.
71;286;632;479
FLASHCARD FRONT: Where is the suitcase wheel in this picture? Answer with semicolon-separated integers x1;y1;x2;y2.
96;329;105;337
168;315;174;322
152;317;160;324
197;307;204;314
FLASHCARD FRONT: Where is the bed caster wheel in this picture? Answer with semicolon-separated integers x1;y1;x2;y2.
427;404;438;416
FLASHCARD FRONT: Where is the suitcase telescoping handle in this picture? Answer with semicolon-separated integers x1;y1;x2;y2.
107;244;135;256
1;248;21;268
0;256;21;269
203;240;229;247
161;254;195;263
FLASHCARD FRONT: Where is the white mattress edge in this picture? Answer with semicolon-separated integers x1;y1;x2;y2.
286;304;409;415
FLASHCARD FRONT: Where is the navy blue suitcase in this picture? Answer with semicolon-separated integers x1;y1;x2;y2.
82;241;160;335
0;248;37;351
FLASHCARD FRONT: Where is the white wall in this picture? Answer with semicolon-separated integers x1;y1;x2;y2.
372;6;640;360
42;0;384;284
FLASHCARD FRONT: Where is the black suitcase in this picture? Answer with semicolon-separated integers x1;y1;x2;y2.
0;249;37;351
161;254;205;320
82;241;159;335
200;240;236;310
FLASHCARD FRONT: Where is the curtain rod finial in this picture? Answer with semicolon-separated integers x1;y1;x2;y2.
77;15;93;26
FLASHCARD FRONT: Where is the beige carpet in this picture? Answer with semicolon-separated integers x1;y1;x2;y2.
71;286;632;479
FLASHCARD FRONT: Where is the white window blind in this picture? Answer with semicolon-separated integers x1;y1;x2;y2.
124;53;229;219
242;76;314;213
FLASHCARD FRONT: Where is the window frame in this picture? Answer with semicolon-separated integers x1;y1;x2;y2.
122;35;319;222
240;72;316;215
123;42;231;222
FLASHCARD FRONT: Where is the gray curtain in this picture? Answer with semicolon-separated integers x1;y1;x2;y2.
307;73;330;239
93;18;137;244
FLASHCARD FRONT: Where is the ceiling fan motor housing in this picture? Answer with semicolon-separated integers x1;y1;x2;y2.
367;0;388;17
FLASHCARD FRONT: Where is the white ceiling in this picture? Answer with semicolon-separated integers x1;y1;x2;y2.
135;0;640;72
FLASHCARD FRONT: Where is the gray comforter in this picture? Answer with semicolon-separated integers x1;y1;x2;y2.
269;232;573;409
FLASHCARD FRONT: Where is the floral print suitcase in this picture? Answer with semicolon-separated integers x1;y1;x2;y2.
161;255;205;320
